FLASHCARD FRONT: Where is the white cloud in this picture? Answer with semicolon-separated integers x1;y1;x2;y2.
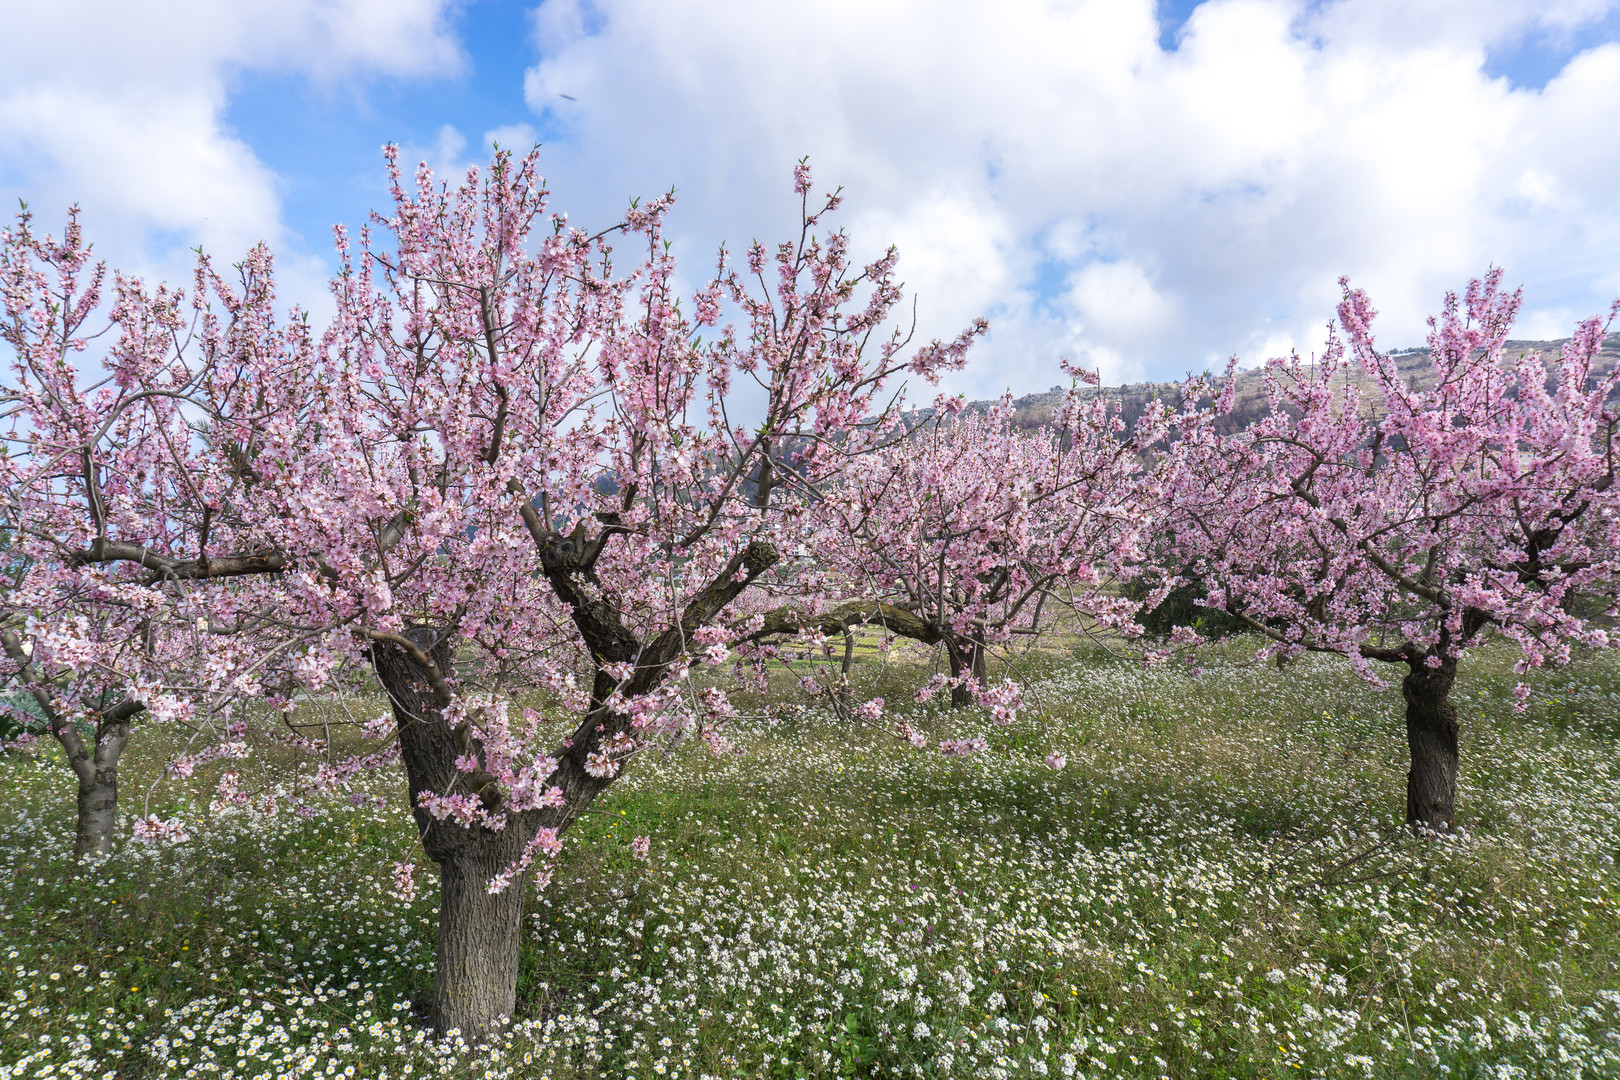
1064;261;1176;348
853;193;1019;342
1;89;280;262
399;124;479;187
485;123;541;153
520;0;1620;391
0;1;462;288
1307;0;1614;51
1245;330;1303;367
12;0;1612;397
1516;307;1581;339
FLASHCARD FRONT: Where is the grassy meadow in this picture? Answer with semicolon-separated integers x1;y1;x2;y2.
3;638;1619;1079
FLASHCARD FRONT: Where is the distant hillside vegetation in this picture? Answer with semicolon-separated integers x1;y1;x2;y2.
910;335;1620;437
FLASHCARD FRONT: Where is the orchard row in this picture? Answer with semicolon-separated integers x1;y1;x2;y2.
3;149;1615;1040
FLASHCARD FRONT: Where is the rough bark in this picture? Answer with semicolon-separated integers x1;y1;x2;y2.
744;599;941;647
370;538;782;1040
372;630;538;1042
70;538;295;581
2;628;142;860
531;539;783;815
363;528;784;1038
946;637;986;708
834;630;856;719
1402;658;1460;832
430;822;534;1041
73;719;131;858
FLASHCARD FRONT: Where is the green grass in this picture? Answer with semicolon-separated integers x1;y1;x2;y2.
2;641;1619;1078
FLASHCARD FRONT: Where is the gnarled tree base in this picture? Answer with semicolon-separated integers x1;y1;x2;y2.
1403;661;1460;832
429;826;535;1041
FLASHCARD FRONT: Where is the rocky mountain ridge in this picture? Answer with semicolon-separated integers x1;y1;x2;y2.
916;335;1620;435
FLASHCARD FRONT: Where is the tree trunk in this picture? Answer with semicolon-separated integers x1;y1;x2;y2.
372;630;538;1042
373;629;648;1041
365;542;783;1040
1402;659;1460;832
946;637;986;708
431;820;535;1040
73;721;129;859
834;630;856;719
3;631;140;862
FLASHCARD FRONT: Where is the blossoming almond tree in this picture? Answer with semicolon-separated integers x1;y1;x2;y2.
1162;271;1619;830
743;368;1207;711
0;208;296;858
185;149;982;1038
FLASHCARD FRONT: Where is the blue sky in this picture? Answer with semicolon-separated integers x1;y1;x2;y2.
223;0;546;266
5;0;1620;396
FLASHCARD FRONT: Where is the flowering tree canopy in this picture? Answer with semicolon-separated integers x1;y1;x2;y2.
0;207;291;857
1161;271;1620;829
743;365;1211;713
15;141;1617;1047
62;150;980;1039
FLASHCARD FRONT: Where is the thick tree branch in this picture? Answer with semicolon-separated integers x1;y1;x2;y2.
362;629;454;709
71;539;293;581
742;597;942;647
